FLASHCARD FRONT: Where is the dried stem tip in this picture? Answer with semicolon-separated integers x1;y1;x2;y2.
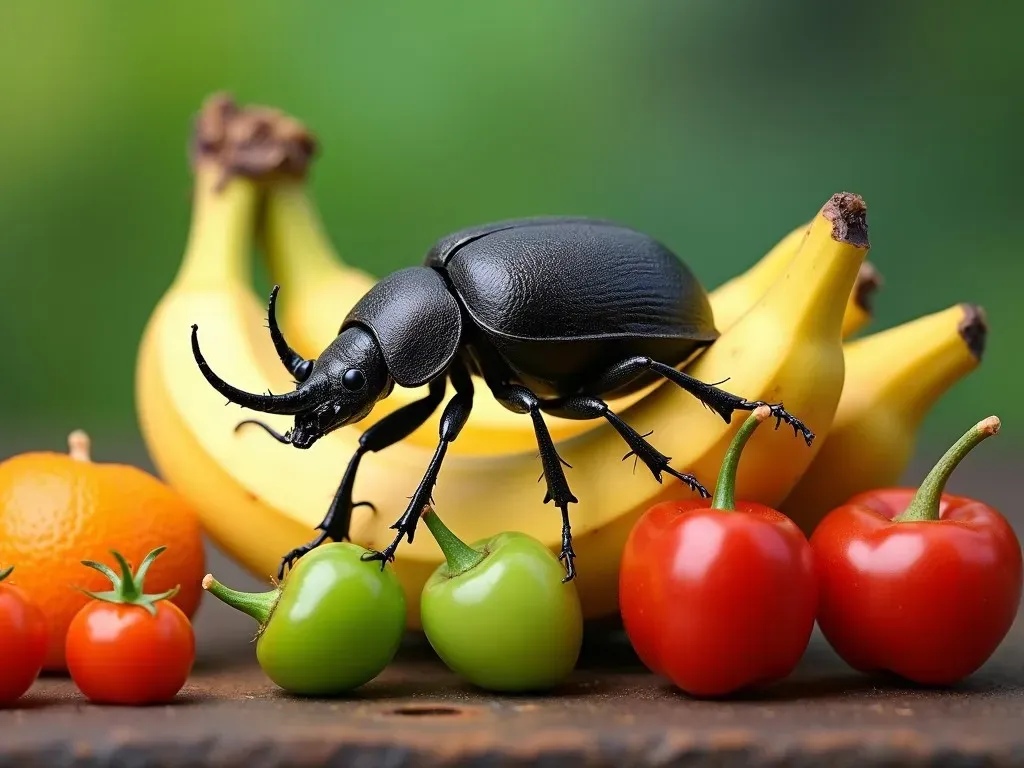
978;416;1001;435
191;91;316;183
958;304;988;362
855;262;883;311
822;192;869;248
68;430;91;462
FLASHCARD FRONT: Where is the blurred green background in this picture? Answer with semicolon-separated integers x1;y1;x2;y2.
1;0;1020;457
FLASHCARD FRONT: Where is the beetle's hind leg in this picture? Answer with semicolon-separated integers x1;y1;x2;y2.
590;356;815;446
489;383;579;581
541;397;709;498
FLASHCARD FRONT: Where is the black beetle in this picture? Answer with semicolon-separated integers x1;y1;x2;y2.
190;216;813;582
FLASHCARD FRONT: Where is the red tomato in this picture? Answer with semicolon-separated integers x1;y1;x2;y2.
810;416;1022;686
66;600;195;705
618;407;818;697
64;546;195;705
811;489;1022;685
620;500;818;696
0;567;48;705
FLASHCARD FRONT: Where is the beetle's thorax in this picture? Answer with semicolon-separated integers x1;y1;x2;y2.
340;266;464;390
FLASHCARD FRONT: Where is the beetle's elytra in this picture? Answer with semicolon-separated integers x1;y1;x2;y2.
190;216;813;581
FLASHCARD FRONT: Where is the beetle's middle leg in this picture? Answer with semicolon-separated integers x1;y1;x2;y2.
361;361;475;570
488;382;579;582
589;356;815;446
541;396;710;498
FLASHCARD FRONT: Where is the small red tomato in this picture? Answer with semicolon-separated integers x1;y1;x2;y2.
0;565;48;705
619;407;818;697
65;546;195;705
811;416;1022;686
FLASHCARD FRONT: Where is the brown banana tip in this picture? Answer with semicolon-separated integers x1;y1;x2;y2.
854;262;883;311
958;304;988;361
822;192;870;249
202;573;214;590
190;91;317;182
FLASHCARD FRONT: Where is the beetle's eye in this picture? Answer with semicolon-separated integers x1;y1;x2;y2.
342;369;365;391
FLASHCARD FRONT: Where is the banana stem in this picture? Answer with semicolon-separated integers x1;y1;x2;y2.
710;406;772;511
263;181;346;278
421;505;486;577
174;165;259;290
895;416;1000;523
202;573;279;626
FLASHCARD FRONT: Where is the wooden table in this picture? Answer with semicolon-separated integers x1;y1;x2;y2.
3;446;1024;767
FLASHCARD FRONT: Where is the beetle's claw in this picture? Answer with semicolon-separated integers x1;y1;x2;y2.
277;546;308;581
663;466;710;498
743;400;815;447
559;545;577;582
360;546;396;571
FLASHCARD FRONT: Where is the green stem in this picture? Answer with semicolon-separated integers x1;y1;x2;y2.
711;406;772;511
202;574;279;626
422;506;486;576
895;416;1000;523
0;566;12;584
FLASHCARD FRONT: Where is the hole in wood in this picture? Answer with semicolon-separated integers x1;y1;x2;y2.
388;705;464;717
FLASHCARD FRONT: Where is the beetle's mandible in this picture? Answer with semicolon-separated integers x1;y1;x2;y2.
190;216;814;581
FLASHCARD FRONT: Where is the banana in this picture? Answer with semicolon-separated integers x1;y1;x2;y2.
261;180;880;455
137;96;868;626
780;302;987;533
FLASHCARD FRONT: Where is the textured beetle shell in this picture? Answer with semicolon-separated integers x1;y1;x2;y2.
341;266;463;388
425;217;719;398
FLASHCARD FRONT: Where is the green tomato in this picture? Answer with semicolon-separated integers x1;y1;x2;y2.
419;510;583;692
203;542;406;695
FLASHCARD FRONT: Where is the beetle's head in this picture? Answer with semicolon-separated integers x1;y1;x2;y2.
286;327;392;448
190;323;392;450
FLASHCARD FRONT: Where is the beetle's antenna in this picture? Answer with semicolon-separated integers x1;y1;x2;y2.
235;419;292;444
190;324;316;414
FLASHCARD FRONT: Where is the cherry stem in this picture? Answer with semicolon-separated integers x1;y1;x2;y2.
421;505;486;577
711;406;772;511
202;573;278;626
896;416;1000;523
0;566;12;584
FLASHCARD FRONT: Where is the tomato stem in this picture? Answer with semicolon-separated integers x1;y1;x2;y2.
77;546;180;616
421;505;486;577
0;565;12;583
896;416;1000;523
710;406;772;511
202;573;278;626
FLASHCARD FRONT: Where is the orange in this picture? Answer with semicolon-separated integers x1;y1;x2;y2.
0;430;205;671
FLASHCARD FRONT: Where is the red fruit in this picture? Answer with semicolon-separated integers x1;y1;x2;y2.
619;407;818;697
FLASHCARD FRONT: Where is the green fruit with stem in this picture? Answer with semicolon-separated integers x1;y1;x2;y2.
203;542;406;695
419;505;583;692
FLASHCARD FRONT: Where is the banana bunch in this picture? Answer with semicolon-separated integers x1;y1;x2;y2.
135;95;985;626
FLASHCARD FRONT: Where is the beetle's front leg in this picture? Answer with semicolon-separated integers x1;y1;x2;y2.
591;356;815;446
274;377;448;579
488;383;579;581
362;363;474;569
